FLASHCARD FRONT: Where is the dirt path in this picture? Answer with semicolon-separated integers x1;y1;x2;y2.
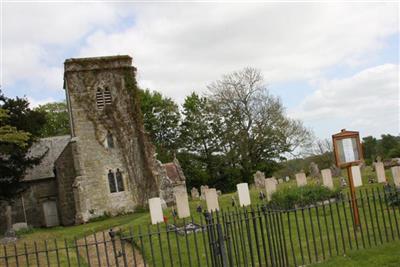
77;230;145;267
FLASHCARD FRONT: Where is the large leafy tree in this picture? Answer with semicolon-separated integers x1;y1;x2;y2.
0;92;46;200
139;89;181;162
35;101;70;137
207;67;312;183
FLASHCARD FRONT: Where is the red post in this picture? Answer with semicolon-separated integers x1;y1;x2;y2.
347;165;360;227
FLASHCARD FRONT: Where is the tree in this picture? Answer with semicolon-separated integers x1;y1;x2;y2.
139;89;181;162
35;101;70;137
0;91;46;230
207;67;312;183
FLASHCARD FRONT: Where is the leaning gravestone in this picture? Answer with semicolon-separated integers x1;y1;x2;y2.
351;165;363;187
321;168;334;189
374;162;386;183
191;187;200;199
149;198;164;224
295;172;307;186
237;183;251;207
205;188;219;212
392;166;400;187
174;191;190;218
200;185;209;200
265;178;277;201
254;171;266;188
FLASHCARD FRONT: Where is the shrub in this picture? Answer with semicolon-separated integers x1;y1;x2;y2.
269;184;340;209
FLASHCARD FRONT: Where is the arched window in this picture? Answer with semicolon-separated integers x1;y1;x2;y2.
108;170;116;193
116;169;125;192
96;88;105;110
108;169;125;193
106;132;114;148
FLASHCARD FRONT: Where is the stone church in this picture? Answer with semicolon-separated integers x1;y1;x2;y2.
0;56;185;231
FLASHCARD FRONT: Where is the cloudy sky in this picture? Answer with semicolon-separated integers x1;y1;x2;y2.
1;2;399;139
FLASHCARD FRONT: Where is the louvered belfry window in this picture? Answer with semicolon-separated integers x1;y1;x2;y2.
96;87;112;110
96;88;105;109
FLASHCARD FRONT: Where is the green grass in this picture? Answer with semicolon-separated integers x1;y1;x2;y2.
2;166;399;266
310;240;400;267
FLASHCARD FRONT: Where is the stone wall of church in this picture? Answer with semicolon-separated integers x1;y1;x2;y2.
0;179;58;232
63;56;159;223
55;141;77;225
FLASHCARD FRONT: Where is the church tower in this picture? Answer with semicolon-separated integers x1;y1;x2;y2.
62;55;159;223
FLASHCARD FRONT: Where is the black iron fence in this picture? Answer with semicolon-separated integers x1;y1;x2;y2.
1;186;400;267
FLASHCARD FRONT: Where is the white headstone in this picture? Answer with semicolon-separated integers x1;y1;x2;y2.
375;162;386;183
237;183;251;207
321;169;334;189
149;197;164;224
295;172;307;186
265;178;277;201
392;166;400;187
174;191;190;218
351;165;363;187
205;188;219;212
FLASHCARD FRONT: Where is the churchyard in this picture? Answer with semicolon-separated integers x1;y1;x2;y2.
1;165;400;267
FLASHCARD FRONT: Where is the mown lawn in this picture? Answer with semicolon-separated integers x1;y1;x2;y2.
310;240;400;267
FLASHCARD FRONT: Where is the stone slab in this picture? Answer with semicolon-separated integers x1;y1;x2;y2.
149;197;164;224
295;172;307;186
205;188;219;212
321;169;334;189
237;183;251;207
392;166;400;187
174;191;190;218
265;178;277;201
351;165;363;187
375;162;386;183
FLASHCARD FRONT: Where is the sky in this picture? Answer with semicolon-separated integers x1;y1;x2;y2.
1;1;399;140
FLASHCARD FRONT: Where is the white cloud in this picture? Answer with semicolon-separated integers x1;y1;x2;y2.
291;64;399;137
75;3;398;102
2;2;128;90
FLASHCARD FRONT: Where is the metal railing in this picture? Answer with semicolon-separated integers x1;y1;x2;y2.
1;186;400;266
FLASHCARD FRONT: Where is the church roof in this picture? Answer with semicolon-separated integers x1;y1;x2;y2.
163;162;185;184
23;135;71;181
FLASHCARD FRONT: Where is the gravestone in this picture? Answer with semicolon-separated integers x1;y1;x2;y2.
392;166;400;187
278;178;284;184
200;185;209;200
237;183;251;207
12;222;28;232
253;171;266;188
295;172;307;186
149;197;164;224
285;176;290;182
351;165;363;187
374;162;386;183
205;188;219;212
265;178;277;201
217;190;222;196
174;191;190;218
191;187;200;199
309;162;320;178
321;168;334;189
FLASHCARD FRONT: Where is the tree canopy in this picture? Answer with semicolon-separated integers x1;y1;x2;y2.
35;101;70;137
0;92;47;200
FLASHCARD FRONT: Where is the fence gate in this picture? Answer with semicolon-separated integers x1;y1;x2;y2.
206;208;289;267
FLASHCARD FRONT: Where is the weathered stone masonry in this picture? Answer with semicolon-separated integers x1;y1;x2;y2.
62;56;159;223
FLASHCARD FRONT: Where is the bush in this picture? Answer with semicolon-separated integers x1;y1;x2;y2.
269;184;340;209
